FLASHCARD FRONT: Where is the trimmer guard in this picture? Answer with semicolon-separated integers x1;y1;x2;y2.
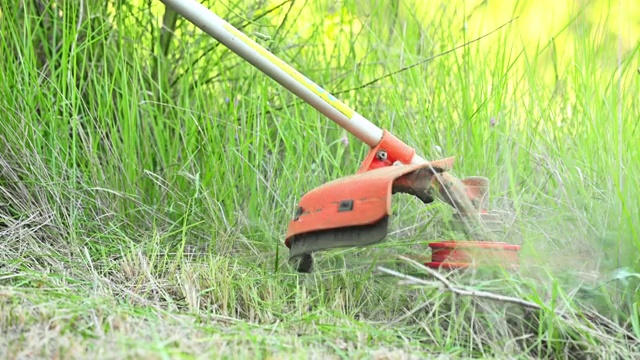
285;158;454;272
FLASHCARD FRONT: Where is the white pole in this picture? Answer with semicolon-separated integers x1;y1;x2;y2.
160;0;384;148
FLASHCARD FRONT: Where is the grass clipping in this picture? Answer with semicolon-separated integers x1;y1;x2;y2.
378;255;639;358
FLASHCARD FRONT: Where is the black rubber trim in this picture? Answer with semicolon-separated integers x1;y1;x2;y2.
288;216;389;273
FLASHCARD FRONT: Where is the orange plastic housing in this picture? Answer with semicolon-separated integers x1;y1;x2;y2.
357;130;416;172
426;241;521;269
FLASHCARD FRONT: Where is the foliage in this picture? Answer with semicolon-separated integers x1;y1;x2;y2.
0;0;638;358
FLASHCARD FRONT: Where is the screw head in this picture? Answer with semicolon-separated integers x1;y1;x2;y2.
375;150;387;161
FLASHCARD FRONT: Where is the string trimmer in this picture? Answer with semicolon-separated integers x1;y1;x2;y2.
161;0;521;272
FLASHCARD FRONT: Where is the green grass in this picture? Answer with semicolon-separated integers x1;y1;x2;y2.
1;0;639;358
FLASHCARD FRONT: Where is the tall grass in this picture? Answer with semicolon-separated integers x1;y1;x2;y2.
1;0;639;358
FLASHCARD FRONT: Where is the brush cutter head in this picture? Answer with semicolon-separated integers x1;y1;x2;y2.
285;130;522;272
